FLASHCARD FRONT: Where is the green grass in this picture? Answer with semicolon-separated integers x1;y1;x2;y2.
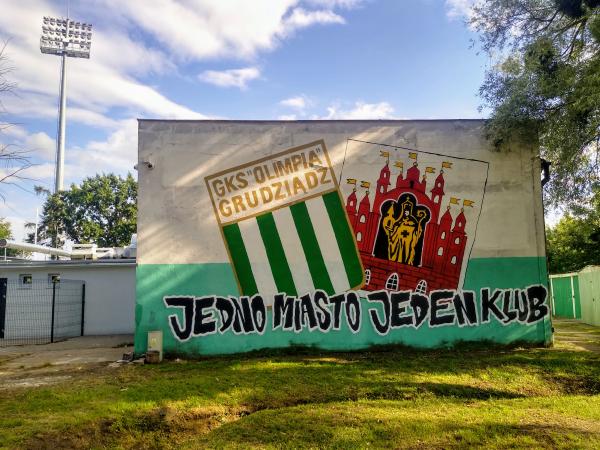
1;319;599;449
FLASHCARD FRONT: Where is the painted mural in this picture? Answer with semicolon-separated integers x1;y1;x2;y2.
204;140;363;304
340;139;488;294
134;121;552;357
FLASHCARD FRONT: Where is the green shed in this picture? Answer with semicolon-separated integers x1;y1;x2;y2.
549;273;581;319
577;266;600;327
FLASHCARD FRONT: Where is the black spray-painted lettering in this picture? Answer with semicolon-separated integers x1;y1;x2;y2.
453;291;478;326
367;291;391;335
345;292;361;333
430;291;455;326
164;285;550;341
480;286;549;325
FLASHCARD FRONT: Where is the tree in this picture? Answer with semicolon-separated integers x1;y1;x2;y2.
0;217;18;257
471;0;600;206
546;182;600;272
35;173;137;248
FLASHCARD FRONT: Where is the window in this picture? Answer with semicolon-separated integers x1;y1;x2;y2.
441;231;446;239
451;256;457;264
356;232;362;242
364;269;371;285
416;280;427;295
48;273;61;285
437;247;444;256
359;215;366;223
454;237;460;244
19;274;32;288
385;273;399;291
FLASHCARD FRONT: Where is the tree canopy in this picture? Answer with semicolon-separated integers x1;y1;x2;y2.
0;217;18;257
546;182;600;273
471;0;600;206
32;173;137;248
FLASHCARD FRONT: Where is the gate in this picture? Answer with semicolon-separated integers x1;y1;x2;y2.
549;273;581;319
0;278;85;346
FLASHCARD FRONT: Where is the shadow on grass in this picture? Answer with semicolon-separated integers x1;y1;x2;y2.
8;321;600;449
199;403;600;449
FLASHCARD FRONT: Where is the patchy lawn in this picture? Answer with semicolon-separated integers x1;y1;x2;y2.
1;319;599;449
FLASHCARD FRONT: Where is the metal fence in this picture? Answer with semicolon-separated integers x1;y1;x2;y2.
0;278;85;346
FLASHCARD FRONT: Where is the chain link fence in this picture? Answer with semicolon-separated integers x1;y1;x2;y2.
0;278;85;346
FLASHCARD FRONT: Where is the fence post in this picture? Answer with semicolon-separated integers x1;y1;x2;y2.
81;283;86;336
0;278;6;339
50;280;57;343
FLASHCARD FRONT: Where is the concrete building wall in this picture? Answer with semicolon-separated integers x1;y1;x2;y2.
135;120;551;357
0;262;135;335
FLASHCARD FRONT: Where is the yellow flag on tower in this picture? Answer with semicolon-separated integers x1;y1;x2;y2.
346;178;357;185
450;197;460;205
380;150;389;158
425;167;435;174
394;161;403;168
442;161;453;169
408;152;418;160
360;181;371;188
463;199;475;207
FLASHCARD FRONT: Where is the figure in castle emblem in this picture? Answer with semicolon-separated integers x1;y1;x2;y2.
377;193;431;265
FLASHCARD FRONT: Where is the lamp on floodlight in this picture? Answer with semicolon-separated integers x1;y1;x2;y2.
40;15;93;193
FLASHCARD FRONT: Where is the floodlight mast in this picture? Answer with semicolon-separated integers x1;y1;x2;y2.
40;16;92;193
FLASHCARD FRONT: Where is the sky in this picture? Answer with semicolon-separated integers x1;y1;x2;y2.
0;0;489;242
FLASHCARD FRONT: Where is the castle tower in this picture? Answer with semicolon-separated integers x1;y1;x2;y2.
376;163;391;196
355;191;371;251
394;161;404;188
446;209;467;276
406;162;420;190
345;189;358;227
434;206;453;270
420;173;427;193
430;171;445;220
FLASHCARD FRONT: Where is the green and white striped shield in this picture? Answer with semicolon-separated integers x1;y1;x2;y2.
205;140;364;302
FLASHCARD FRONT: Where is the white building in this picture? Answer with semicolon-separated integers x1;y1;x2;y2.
0;259;135;336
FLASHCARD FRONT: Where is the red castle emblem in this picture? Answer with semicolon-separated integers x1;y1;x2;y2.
345;152;473;294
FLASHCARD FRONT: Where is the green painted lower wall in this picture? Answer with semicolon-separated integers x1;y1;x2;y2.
134;257;552;356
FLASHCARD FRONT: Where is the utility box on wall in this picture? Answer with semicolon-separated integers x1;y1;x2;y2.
135;120;552;357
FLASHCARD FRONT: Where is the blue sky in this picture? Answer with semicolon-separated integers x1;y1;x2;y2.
1;0;485;241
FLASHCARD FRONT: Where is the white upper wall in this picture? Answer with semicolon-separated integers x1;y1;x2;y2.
137;120;545;264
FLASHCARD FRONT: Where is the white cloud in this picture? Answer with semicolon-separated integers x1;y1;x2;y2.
24;131;54;161
0;124;28;139
198;67;261;89
306;0;363;8
68;119;139;178
278;114;298;120
282;8;345;31
280;95;310;110
445;0;476;20
103;1;352;61
319;101;396;119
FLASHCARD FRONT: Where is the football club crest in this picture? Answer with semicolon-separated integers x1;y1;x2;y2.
205;140;364;305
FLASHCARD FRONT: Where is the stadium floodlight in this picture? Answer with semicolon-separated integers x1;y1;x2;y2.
40;16;93;192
